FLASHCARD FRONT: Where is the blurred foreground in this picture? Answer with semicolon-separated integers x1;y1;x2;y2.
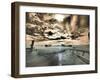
26;45;89;67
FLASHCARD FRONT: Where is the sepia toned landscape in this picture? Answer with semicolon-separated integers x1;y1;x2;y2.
26;12;90;67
